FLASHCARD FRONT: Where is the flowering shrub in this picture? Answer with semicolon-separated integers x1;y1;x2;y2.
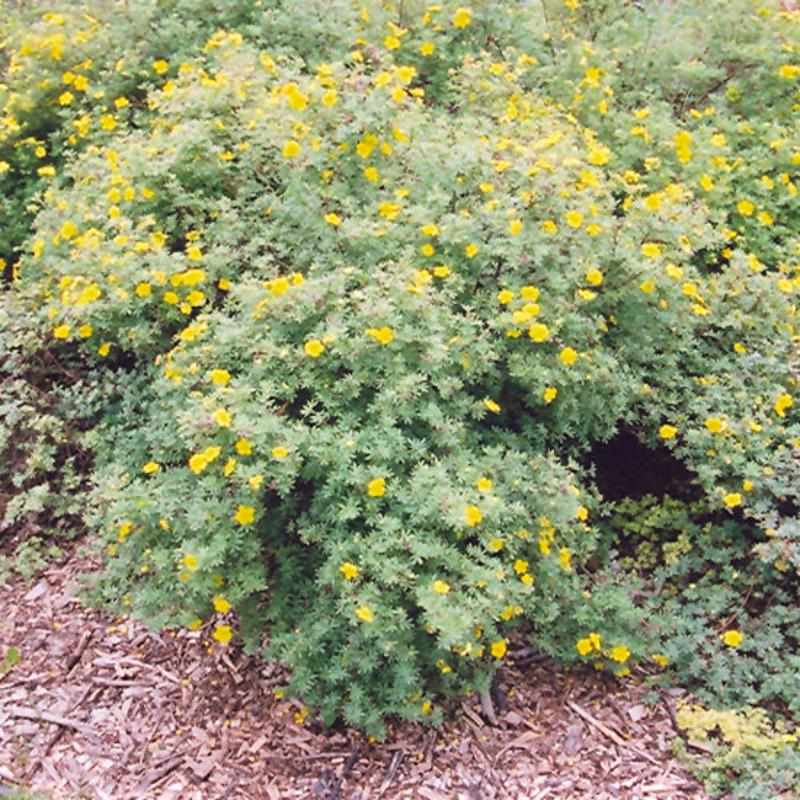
1;0;799;736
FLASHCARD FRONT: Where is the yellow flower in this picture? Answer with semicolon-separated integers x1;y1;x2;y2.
213;595;232;613
363;166;379;182
724;492;742;509
565;210;583;228
304;339;325;358
421;223;439;237
659;424;678;440
465;243;479;258
142;461;160;474
490;639;507;659
282;140;301;158
736;199;755;216
118;521;132;542
476;477;492;491
610;645;630;663
235;439;252;456
585;268;603;286
508;219;523;236
641;242;662;259
153;59;169;74
235;504;256;525
452;7;472;28
340;562;359;581
757;211;773;226
324;212;342;226
378;201;402;220
187;446;221;475
543;386;558;404
356;605;374;623
213;408;232;428
705;417;725;433
367;477;386;497
497;289;515;304
560;347;578;366
210;368;230;385
420;42;435;56
488;537;504;552
576;638;592;656
722;629;743;647
182;554;199;572
528;323;550;342
53;324;71;340
484;398;501;413
774;393;793;418
60;221;77;239
186;244;203;262
365;326;394;345
212;625;232;644
272;446;288;459
433;580;451;595
464;505;483;527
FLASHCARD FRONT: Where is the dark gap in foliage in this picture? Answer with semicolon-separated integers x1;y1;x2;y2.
591;429;702;502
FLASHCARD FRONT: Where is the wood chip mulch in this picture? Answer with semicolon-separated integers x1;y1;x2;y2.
0;545;707;799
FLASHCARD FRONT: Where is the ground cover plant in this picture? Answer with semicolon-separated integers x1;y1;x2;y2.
1;0;799;789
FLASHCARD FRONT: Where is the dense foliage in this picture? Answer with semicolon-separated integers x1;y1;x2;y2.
1;3;798;782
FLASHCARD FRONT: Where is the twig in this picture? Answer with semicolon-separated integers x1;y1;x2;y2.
567;700;661;766
132;755;185;795
93;654;181;684
716;584;754;632
138;705;167;765
7;704;94;735
327;741;362;800
492;730;538;766
480;686;500;727
377;749;404;796
90;677;153;688
660;692;689;745
65;630;93;674
566;700;627;746
25;684;95;780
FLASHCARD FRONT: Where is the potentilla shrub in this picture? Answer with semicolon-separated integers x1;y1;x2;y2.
4;0;799;732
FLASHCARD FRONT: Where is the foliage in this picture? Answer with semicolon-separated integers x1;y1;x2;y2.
602;495;800;712
674;702;800;800
0;0;798;741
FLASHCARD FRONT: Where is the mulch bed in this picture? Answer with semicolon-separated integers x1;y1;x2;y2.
0;544;707;799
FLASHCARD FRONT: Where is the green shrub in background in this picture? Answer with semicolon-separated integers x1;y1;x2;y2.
0;0;798;750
